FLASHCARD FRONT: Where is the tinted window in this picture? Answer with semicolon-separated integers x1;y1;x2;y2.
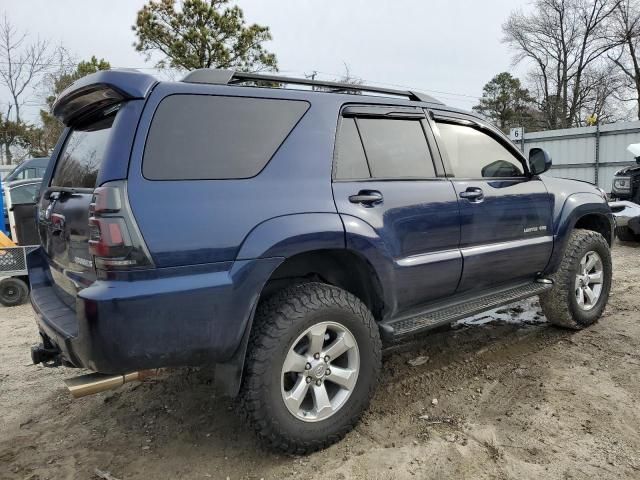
335;118;370;179
357;119;435;178
10;183;39;205
51;115;115;188
143;95;309;180
436;122;524;178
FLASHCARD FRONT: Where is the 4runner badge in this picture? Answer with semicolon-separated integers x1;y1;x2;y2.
74;256;93;268
524;225;548;233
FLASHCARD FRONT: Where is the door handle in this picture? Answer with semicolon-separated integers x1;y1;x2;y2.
459;188;484;202
349;190;383;206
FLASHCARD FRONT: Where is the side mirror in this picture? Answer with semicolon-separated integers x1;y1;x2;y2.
529;148;552;175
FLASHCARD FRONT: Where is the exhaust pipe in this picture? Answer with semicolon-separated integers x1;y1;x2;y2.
65;371;154;398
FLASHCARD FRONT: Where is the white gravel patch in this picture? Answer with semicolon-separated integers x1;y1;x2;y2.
456;297;548;327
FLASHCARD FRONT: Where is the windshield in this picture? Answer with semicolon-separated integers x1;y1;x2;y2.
4;159;48;182
4;163;24;182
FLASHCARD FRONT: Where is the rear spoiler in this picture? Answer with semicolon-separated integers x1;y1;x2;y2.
53;69;158;126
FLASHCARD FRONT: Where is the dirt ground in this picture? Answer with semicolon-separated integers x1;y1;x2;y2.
1;241;640;480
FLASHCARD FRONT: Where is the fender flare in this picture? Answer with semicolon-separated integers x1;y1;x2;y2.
216;213;346;396
339;214;398;316
236;213;345;260
545;192;614;273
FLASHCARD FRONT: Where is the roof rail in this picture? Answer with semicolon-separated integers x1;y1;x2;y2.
181;69;443;104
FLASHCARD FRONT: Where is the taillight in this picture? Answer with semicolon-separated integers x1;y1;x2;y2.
89;217;128;256
88;181;154;270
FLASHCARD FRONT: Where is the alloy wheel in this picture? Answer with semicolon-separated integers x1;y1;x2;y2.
280;321;360;422
575;250;604;311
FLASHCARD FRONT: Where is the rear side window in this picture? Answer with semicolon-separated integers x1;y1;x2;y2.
51;115;115;188
357;119;436;178
143;95;309;180
436;122;524;178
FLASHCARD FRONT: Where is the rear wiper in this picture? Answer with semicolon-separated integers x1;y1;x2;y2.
44;186;94;200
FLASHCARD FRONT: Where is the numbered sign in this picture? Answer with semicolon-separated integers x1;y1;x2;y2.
510;127;524;141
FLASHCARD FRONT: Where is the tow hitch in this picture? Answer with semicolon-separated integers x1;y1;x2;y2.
30;343;61;366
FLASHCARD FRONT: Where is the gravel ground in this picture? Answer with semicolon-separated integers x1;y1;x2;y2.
1;240;640;480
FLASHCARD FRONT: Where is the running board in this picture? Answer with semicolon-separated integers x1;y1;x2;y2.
381;280;553;340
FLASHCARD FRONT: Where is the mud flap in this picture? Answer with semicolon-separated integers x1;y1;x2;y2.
213;298;259;397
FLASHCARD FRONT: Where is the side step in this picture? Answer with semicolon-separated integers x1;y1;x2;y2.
381;280;553;340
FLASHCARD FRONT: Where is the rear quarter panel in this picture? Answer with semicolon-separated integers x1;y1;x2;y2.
126;83;341;267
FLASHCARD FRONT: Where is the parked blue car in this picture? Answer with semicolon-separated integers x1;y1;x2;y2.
29;69;613;453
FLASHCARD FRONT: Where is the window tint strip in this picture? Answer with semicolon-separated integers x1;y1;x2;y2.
353;118;372;178
334;118;370;180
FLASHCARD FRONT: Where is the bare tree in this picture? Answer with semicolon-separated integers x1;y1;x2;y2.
577;66;629;123
304;64;363;94
0;14;54;124
504;0;623;129
334;63;363;94
39;46;76;103
608;0;640;119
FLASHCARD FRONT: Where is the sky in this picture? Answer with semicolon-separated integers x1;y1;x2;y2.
1;0;530;123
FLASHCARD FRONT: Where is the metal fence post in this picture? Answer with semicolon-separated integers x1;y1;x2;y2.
594;124;600;187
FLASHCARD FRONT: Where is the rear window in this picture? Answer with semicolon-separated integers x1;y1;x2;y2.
143;95;309;180
51;115;115;188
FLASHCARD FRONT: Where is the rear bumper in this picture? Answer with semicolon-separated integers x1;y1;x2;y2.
28;249;282;373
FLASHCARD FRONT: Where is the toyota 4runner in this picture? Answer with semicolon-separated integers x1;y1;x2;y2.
28;69;614;454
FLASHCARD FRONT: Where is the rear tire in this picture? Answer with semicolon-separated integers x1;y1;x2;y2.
0;277;29;307
241;283;381;454
540;229;612;329
616;226;639;242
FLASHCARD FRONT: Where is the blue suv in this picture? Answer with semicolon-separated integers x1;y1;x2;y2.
29;69;614;453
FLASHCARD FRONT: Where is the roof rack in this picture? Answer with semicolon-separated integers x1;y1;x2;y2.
181;69;443;104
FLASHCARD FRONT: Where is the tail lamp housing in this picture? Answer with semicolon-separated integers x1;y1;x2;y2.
88;181;154;270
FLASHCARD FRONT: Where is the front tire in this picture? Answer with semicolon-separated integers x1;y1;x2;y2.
241;283;381;454
540;229;612;329
616;226;639;242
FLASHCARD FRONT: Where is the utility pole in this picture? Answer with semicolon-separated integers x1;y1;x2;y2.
595;122;600;187
305;71;318;91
